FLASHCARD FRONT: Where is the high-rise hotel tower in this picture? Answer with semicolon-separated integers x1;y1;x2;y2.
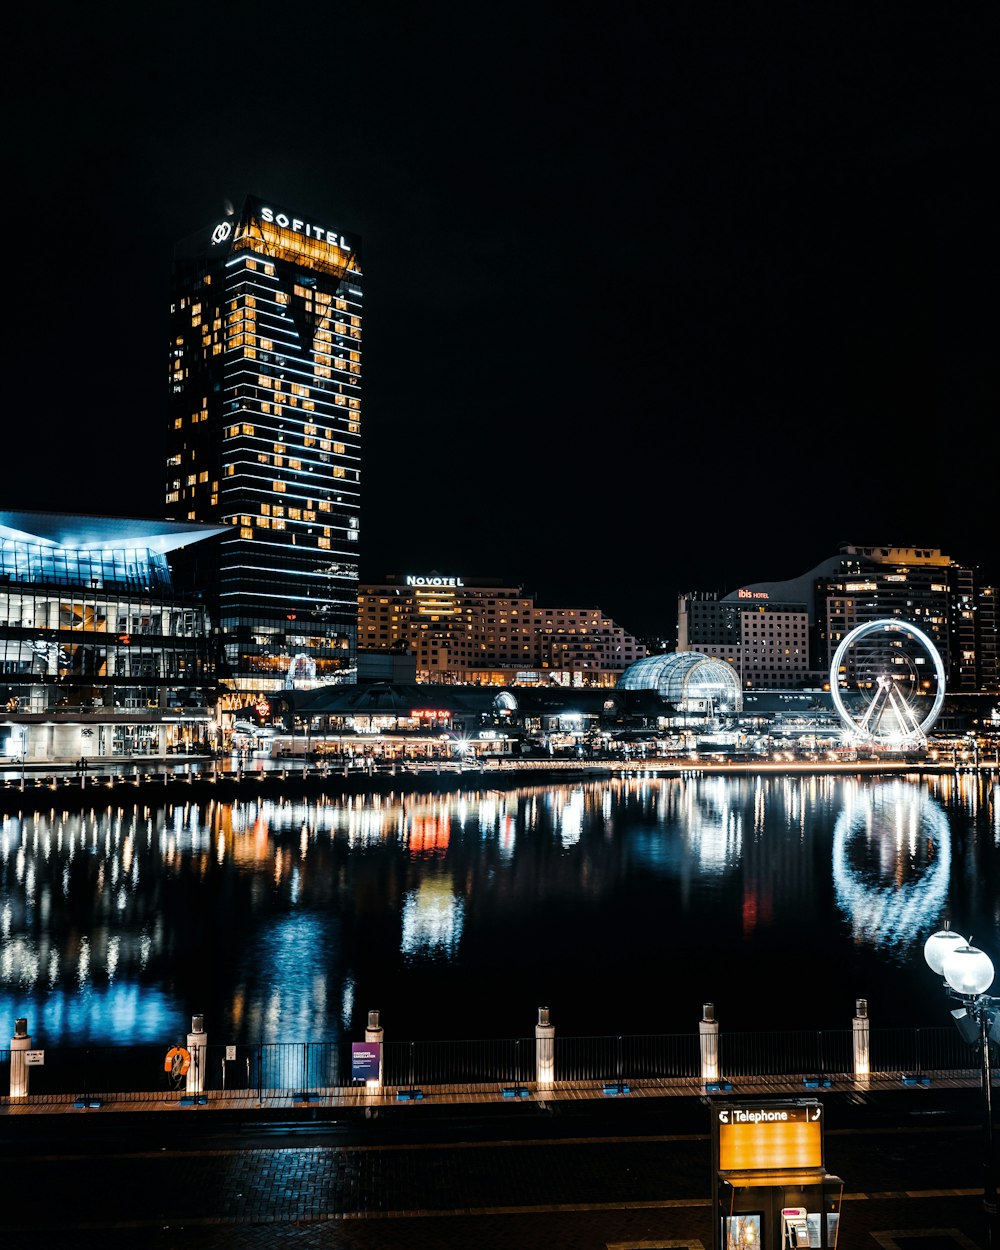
165;195;362;707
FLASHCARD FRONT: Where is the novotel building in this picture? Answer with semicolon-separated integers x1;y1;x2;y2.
358;574;646;686
165;195;363;707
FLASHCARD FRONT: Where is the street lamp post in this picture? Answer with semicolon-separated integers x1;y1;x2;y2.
924;923;998;1218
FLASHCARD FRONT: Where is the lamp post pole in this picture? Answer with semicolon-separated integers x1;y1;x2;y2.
924;924;998;1219
974;996;996;1216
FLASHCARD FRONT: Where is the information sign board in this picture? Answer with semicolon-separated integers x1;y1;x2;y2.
351;1042;381;1082
716;1100;823;1172
24;1050;45;1066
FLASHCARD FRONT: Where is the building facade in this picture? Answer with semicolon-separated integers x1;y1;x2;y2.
677;544;999;695
0;511;225;762
165;195;363;711
677;594;815;688
358;575;647;686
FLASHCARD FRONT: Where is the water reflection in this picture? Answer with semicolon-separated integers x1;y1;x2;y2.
401;877;464;960
0;773;995;1046
832;781;951;948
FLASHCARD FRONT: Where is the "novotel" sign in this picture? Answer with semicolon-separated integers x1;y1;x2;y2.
406;576;465;587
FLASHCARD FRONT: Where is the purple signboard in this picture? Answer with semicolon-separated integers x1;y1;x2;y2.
351;1041;381;1082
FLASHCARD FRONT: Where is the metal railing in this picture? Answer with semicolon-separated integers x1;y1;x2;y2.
2;1026;994;1108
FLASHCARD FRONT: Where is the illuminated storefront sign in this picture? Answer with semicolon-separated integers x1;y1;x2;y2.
405;576;464;587
737;589;769;600
412;709;451;719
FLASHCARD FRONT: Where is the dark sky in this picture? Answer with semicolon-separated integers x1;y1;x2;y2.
8;5;996;640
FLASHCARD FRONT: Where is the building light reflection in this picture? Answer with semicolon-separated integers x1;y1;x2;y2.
0;775;991;1045
401;878;464;959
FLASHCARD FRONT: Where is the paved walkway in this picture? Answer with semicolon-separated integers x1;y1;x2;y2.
1;1091;995;1250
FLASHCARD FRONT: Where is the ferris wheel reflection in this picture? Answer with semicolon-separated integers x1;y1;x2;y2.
831;780;950;948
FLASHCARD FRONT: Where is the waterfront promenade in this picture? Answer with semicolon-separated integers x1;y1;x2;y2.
1;750;986;813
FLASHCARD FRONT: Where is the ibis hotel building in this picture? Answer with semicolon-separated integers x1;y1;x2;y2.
165;195;363;711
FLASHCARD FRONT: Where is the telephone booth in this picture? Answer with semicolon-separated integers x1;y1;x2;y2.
711;1099;844;1249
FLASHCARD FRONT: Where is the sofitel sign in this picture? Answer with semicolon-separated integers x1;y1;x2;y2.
260;206;351;250
212;206;353;251
405;576;465;587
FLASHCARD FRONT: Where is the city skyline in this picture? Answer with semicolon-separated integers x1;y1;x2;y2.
8;6;995;639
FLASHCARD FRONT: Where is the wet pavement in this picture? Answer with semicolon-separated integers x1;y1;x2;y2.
1;1090;995;1249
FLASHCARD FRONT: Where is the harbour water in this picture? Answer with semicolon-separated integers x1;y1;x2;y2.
1;770;996;1050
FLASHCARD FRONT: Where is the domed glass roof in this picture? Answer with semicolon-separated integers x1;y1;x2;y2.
617;652;742;712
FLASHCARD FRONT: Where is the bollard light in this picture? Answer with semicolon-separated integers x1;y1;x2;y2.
365;1008;384;1088
699;1002;719;1083
852;998;870;1080
535;1006;555;1087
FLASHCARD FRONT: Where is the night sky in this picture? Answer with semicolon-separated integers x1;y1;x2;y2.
9;5;996;640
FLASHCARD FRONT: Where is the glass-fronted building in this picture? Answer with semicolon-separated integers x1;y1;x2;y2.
0;511;226;762
166;195;363;711
617;652;743;714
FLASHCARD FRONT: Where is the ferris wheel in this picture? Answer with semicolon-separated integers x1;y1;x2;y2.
830;619;946;746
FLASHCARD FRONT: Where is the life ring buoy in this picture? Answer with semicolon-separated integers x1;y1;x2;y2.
164;1045;191;1076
